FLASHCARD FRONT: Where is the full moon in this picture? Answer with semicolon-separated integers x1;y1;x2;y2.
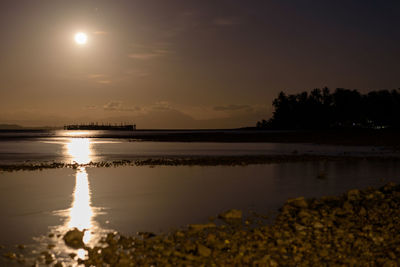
74;32;87;45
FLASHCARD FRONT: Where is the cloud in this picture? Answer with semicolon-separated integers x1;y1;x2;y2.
128;50;172;60
128;42;173;60
128;53;160;60
152;101;173;111
213;18;240;26
87;74;111;84
214;104;252;111
103;101;122;111
93;31;108;35
103;101;141;112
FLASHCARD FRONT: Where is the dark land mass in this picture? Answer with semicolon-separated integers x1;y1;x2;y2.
128;129;400;147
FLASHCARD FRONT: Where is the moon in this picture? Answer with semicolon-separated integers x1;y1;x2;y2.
74;32;88;45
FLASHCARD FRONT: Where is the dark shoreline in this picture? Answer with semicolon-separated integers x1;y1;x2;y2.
1;154;400;172
1;129;400;148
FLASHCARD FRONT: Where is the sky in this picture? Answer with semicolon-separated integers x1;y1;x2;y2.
0;0;399;128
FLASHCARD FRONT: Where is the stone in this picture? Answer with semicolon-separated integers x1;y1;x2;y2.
313;222;324;229
218;209;242;221
189;223;216;232
197;244;211;257
287;197;308;208
347;189;360;201
63;228;85;248
3;252;17;260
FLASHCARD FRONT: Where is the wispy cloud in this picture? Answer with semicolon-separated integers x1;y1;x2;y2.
128;53;160;60
128;49;172;60
87;74;112;84
128;41;173;60
152;101;173;111
93;31;108;35
103;101;141;112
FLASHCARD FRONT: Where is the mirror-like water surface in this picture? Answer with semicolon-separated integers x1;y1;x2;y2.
1;160;400;264
0;135;399;264
0;138;395;164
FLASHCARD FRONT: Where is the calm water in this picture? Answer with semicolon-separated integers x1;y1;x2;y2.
1;162;400;264
0;137;395;165
0;131;399;264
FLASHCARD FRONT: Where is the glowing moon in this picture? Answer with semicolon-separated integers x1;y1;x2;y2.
74;32;87;45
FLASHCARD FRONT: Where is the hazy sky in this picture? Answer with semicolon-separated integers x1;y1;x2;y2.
1;0;399;128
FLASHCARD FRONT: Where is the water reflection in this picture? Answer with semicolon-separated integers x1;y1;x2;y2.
51;138;105;260
68;167;93;243
66;138;92;164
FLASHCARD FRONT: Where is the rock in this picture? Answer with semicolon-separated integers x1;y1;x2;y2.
3;252;17;260
69;253;77;259
63;228;85;248
189;223;216;232
313;222;324;229
342;201;353;213
347;189;360;201
40;251;55;264
137;231;155;239
298;210;311;218
197;244;211;257
287;197;308;208
218;209;242;221
40;184;400;266
294;224;306;231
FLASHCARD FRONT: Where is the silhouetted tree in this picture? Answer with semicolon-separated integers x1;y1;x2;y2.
258;87;400;129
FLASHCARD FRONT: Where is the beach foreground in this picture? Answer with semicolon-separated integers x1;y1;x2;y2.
6;182;399;266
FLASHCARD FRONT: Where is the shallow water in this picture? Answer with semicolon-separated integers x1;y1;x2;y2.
0;134;399;264
1;161;400;264
0;138;394;165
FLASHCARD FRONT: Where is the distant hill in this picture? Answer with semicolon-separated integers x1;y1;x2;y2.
0;124;24;130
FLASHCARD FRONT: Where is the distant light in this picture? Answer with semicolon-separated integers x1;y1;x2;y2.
74;32;88;45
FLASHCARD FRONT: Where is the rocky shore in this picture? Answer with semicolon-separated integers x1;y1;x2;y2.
1;154;400;172
6;182;397;266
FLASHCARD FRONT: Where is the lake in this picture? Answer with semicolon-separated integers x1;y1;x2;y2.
0;131;399;265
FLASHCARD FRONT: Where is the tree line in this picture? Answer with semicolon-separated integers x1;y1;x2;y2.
257;87;400;129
